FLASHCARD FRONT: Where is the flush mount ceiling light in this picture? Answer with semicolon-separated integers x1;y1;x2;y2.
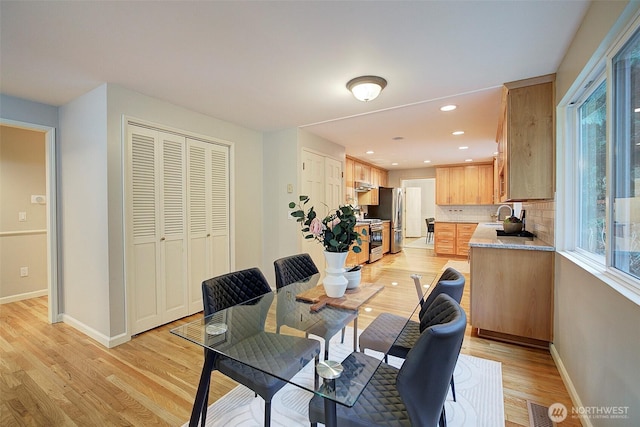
346;76;387;102
440;104;457;112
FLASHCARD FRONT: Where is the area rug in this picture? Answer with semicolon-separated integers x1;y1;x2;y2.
444;259;470;274
183;328;504;427
403;236;434;249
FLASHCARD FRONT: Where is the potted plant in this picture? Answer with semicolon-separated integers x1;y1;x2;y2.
289;196;366;297
503;216;523;234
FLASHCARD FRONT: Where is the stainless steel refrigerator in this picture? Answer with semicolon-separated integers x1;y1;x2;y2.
367;187;404;253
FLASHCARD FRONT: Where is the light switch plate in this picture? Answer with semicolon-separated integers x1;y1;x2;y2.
18;212;27;222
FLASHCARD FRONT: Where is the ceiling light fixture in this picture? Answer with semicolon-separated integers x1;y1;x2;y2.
452;131;465;135
440;104;457;112
459;146;469;150
465;159;473;162
423;160;431;163
346;76;387;102
366;150;374;154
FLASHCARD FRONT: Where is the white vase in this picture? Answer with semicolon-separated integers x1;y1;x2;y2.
323;251;348;298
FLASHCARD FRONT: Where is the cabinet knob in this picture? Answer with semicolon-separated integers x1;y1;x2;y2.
207;233;211;237
160;237;166;241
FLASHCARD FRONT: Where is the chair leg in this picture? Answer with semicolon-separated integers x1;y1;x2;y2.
200;383;209;427
264;399;272;427
341;327;346;343
450;375;456;402
439;405;447;427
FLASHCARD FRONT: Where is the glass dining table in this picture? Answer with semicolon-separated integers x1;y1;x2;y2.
170;272;424;427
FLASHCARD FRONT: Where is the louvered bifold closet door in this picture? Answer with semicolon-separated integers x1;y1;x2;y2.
128;125;188;334
187;139;230;313
159;132;188;323
129;125;162;334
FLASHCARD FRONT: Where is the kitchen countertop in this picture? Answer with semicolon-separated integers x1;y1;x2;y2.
469;223;554;251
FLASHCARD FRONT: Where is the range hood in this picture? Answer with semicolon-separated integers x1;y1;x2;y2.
355;181;375;192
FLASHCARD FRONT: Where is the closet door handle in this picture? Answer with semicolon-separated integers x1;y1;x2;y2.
160;237;166;241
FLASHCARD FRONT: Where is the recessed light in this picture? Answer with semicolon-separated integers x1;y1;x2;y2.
459;146;469;150
452;131;465;136
423;160;431;163
440;104;457;112
391;162;399;166
366;150;374;154
465;159;473;162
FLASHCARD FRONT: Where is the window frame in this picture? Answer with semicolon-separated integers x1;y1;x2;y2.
558;11;640;305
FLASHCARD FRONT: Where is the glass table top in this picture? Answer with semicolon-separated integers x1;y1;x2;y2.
170;273;422;407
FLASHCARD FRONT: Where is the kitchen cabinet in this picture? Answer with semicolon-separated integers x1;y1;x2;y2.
436;164;493;205
470;247;553;347
346;156;388;206
496;74;555;201
354;162;371;183
382;221;390;254
435;167;464;205
434;222;456;255
346;224;370;266
345;157;355;204
455;223;477;256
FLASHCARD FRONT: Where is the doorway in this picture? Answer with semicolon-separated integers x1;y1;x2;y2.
0;119;58;323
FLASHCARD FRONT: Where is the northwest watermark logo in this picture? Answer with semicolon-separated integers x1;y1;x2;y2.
549;403;630;422
548;403;568;422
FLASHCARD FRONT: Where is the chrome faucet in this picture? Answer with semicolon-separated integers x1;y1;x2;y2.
496;204;513;221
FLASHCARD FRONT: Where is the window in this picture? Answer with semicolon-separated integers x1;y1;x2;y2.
612;28;640;280
565;20;640;297
577;80;607;257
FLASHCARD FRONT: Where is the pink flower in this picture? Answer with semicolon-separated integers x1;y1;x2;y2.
309;217;324;236
327;217;341;231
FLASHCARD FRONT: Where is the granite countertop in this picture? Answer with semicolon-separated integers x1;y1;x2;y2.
469;223;555;251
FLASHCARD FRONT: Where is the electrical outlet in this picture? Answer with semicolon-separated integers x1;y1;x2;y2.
20;267;29;277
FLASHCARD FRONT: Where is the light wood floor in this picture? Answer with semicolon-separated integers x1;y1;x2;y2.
1;248;579;426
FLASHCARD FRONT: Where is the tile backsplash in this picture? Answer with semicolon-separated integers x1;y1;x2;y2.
436;201;556;246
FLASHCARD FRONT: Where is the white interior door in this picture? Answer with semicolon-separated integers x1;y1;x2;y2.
301;150;326;268
405;187;422;238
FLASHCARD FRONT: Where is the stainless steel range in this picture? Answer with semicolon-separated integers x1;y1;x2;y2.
360;219;383;262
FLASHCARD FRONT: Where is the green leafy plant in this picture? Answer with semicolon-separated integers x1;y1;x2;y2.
289;195;366;253
503;216;522;224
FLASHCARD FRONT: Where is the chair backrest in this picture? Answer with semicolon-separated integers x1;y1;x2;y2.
419;267;465;319
273;253;319;289
396;294;467;427
202;267;272;316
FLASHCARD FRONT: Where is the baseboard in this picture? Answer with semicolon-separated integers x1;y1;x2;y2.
0;289;48;304
549;343;591;427
61;313;131;348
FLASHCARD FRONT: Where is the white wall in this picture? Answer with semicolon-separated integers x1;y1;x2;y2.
59;85;111;335
554;1;640;423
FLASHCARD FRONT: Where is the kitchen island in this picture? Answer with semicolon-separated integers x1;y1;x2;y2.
469;223;554;348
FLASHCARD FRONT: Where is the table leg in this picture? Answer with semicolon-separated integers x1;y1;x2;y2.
189;349;216;427
353;316;358;351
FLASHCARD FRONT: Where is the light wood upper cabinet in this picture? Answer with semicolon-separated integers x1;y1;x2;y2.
345;157;355;204
436;164;493;205
354;162;371;183
347;156;388;206
497;74;555;201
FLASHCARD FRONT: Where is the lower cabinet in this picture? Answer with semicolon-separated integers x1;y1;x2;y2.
382;222;390;254
347;224;370;266
434;222;477;256
470;247;554;346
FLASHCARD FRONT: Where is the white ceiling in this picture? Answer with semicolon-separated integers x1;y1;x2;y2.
0;1;590;170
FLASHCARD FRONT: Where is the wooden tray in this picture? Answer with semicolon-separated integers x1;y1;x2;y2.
296;283;384;312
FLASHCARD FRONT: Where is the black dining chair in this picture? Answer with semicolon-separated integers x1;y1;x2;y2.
309;293;467;427
358;267;465;401
274;253;358;359
199;267;321;427
426;217;435;243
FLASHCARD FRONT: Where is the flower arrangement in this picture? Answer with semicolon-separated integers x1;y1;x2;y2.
289;195;366;253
